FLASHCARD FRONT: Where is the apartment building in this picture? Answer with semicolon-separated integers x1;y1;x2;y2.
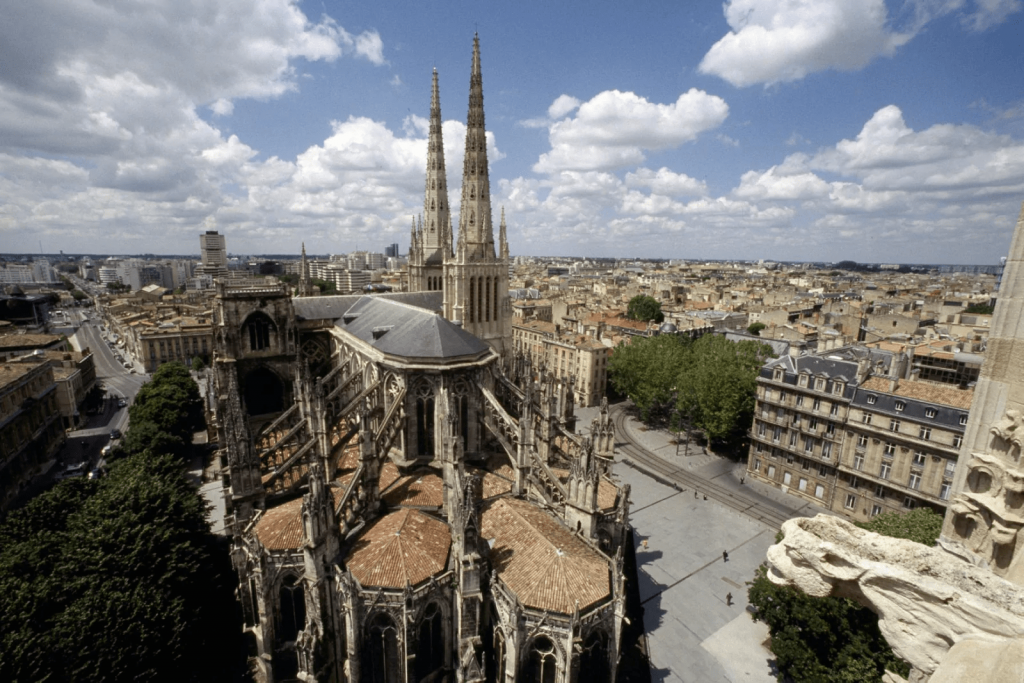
834;377;970;521
136;317;213;373
746;346;973;521
512;320;611;407
746;354;860;509
0;361;63;511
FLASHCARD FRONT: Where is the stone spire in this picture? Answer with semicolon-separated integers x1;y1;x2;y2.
409;216;419;266
499;206;509;261
423;68;449;260
457;34;495;261
298;242;312;297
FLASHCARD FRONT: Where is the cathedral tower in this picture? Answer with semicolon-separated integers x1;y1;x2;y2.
409;69;450;293
443;35;510;355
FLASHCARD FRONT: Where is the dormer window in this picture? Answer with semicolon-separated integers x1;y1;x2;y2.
895;400;905;412
815;378;825;391
925;408;937;419
959;414;968;426
799;374;808;387
773;367;784;381
867;395;877;405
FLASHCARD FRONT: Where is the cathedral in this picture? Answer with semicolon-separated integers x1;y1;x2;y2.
213;37;631;683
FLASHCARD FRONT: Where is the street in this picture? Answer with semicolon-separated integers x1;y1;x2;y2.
55;304;149;477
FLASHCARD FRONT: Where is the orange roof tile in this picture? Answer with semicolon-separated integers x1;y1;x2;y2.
254;497;304;550
481;497;610;614
860;376;975;410
346;509;451;588
382;471;445;507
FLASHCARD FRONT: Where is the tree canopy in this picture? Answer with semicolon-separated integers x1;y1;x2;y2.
747;322;766;336
120;362;205;463
0;455;239;682
746;509;942;682
626;295;664;323
608;333;774;442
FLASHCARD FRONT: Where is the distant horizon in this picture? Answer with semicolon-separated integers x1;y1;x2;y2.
0;251;1006;270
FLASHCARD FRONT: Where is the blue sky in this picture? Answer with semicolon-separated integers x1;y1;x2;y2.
1;0;1023;264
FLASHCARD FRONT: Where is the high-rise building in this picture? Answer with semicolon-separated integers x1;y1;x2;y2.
384;242;399;258
197;230;229;280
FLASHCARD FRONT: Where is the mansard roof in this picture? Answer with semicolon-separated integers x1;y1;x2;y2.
481;497;610;614
346;508;451;588
336;295;490;360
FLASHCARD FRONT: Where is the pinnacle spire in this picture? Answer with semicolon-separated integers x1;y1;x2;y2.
457;34;494;261
298;242;311;296
499;207;509;261
422;67;449;262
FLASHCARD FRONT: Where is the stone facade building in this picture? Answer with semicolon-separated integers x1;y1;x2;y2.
214;37;628;683
512;320;611;408
0;361;63;511
746;346;972;521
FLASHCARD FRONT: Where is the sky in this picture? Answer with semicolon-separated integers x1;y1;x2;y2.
1;0;1023;264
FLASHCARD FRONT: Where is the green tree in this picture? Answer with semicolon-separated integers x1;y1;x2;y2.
608;334;689;420
312;277;337;294
747;564;908;682
965;302;995;315
70;289;87;301
191;355;206;372
747;322;766;336
675;335;774;444
0;455;240;682
856;507;943;546
626;295;664;323
123;362;205;462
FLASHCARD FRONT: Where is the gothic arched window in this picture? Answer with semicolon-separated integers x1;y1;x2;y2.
415;603;445;680
364;612;401;683
278;575;305;643
579;630;611;683
244;312;275;352
525;636;558;683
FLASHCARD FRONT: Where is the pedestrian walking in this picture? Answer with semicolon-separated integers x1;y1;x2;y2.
694;490;698;499
726;592;733;606
703;494;707;500
740;476;745;485
723;550;729;562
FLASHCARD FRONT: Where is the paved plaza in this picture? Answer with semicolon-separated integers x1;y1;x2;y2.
576;403;828;682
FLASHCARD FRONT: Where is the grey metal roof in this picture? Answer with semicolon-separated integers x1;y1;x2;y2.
336;296;489;360
293;291;443;321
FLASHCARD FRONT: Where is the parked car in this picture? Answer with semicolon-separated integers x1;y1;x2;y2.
110;429;122;440
118;398;127;408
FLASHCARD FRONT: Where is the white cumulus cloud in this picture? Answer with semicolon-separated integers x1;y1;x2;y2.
533;89;729;173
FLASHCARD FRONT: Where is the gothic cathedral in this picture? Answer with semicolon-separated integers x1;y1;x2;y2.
214;37;628;683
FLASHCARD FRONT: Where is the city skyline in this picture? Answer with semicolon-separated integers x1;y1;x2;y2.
1;0;1022;264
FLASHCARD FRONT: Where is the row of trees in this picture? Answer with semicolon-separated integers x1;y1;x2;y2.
117;362;206;463
608;332;775;445
747;508;943;682
0;362;238;682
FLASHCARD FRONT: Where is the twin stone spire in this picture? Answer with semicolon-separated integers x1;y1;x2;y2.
413;35;508;266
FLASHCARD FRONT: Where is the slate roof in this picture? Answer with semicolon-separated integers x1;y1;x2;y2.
293;291;443;322
481;497;611;614
336;296;489;360
346;509;451;588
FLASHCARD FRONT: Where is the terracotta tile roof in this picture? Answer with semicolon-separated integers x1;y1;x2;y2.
378;461;401;491
472;465;513;499
346;509;451;588
255;497;305;550
382;471;445;507
860;376;975;409
481;497;610;614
